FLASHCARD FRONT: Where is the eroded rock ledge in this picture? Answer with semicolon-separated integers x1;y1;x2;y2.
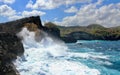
0;16;45;75
0;16;43;34
0;32;24;75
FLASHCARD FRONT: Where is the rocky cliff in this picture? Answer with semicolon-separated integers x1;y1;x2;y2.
44;22;120;42
0;16;43;34
0;16;45;75
0;33;24;75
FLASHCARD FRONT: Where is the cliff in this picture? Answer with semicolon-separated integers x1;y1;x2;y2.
0;16;43;34
0;16;119;74
0;16;45;75
44;23;120;42
0;33;24;75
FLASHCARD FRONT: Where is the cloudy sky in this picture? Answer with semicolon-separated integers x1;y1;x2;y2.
0;0;120;27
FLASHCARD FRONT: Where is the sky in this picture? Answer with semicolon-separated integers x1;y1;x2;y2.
0;0;120;27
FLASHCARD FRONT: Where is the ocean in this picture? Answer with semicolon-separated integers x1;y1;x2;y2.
14;28;120;75
67;40;120;75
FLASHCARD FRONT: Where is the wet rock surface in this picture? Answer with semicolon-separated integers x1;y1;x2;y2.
0;33;23;75
0;16;43;75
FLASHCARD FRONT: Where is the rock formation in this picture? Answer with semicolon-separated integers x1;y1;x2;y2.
0;16;44;75
65;31;95;40
0;16;43;34
0;33;24;75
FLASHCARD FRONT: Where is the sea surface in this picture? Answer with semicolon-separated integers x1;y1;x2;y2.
67;40;120;75
14;28;120;75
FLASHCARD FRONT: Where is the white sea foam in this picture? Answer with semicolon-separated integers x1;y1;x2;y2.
14;27;100;75
68;52;109;60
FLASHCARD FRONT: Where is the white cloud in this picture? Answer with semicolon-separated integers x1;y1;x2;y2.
0;4;16;17
64;6;78;13
55;1;120;27
26;0;91;9
0;0;15;4
9;10;46;20
8;15;22;20
0;5;45;21
22;10;46;17
0;5;46;21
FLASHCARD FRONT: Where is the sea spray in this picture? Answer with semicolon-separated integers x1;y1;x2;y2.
14;27;100;75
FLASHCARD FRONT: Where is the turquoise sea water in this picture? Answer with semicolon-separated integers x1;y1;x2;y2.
67;40;120;75
14;28;120;75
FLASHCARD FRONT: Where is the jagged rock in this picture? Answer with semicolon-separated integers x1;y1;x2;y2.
0;32;23;75
43;26;60;38
44;22;60;37
0;16;46;75
0;16;43;34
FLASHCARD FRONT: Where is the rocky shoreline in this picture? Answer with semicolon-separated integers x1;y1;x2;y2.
0;16;64;75
0;33;23;75
44;22;120;43
0;16;120;75
0;16;43;75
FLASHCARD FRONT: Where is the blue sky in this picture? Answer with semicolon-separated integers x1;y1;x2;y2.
0;0;120;27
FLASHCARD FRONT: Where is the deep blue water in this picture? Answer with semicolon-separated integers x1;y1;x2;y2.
67;40;120;75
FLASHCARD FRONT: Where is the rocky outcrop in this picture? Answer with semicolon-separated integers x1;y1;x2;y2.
0;16;43;34
66;31;95;40
43;26;60;38
43;22;60;38
0;32;24;75
0;16;45;75
61;36;77;43
61;31;120;42
61;31;95;43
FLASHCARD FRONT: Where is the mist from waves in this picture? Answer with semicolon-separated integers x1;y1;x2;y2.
14;27;100;75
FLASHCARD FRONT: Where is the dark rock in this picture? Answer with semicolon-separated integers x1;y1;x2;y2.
0;16;43;75
66;31;95;40
61;36;77;43
43;26;60;38
62;31;120;41
0;32;24;75
44;22;60;37
0;16;43;34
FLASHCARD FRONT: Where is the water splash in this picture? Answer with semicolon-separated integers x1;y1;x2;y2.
14;27;100;75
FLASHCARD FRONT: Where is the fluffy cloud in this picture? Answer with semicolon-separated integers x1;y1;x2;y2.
0;4;16;17
0;0;15;4
22;10;46;17
56;1;120;27
9;10;46;20
64;6;78;13
26;0;91;9
0;4;46;21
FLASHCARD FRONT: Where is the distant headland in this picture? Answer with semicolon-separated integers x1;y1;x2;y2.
44;22;120;42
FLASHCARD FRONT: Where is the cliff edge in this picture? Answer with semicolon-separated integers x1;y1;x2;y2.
0;16;44;75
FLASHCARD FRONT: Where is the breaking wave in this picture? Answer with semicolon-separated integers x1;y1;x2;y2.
14;27;100;75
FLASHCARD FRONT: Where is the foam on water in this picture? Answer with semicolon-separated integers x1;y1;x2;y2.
14;28;100;75
68;52;109;59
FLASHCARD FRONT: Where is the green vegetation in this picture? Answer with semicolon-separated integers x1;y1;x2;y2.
44;22;120;40
44;22;58;28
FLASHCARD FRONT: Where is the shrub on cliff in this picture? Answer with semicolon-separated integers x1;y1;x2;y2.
44;22;58;28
